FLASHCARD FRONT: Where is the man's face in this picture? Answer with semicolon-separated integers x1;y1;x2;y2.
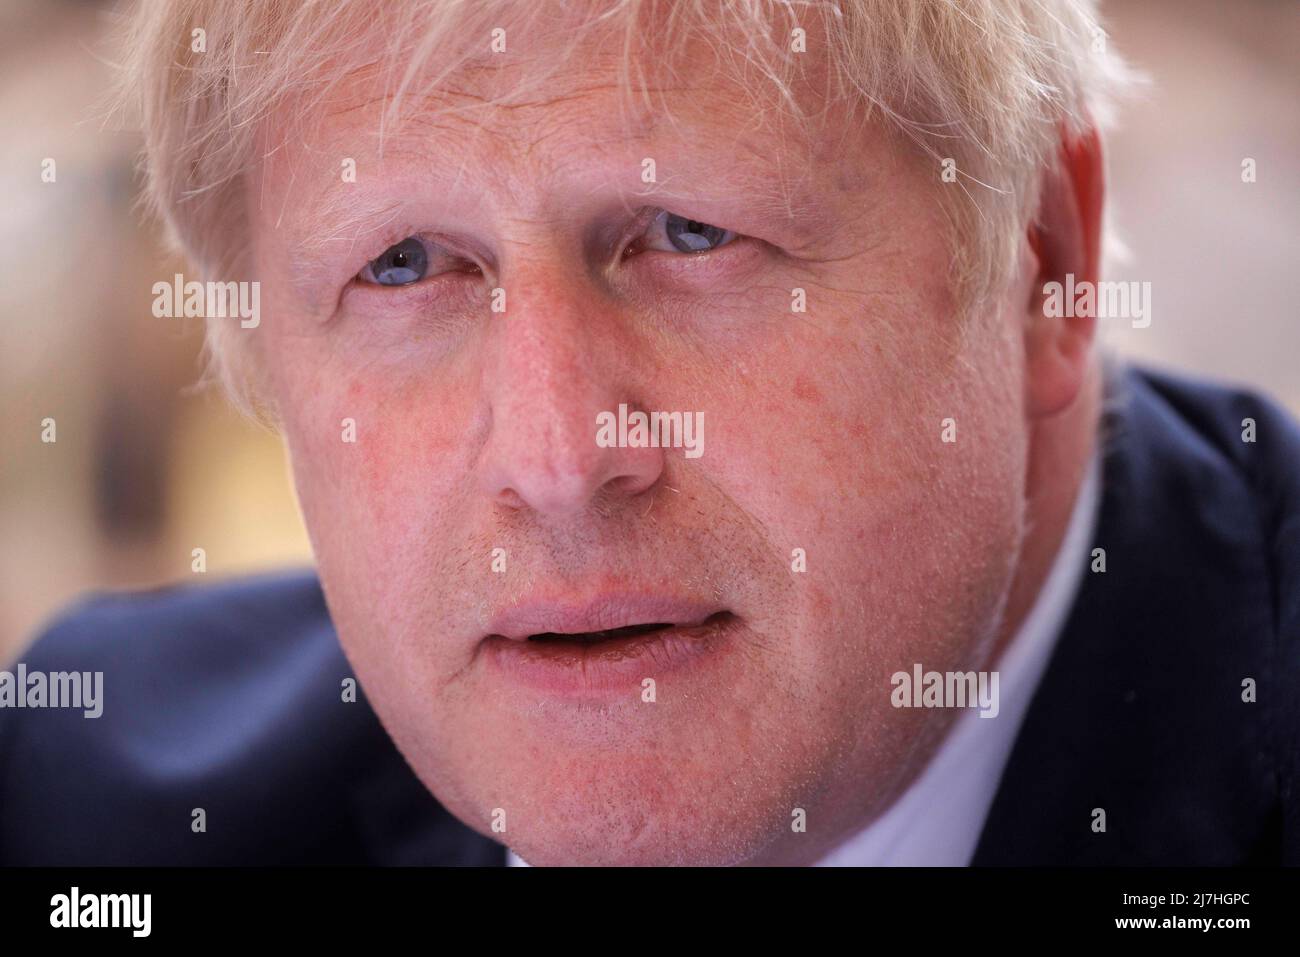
248;26;1030;865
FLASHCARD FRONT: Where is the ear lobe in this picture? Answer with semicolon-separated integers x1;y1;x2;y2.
1024;123;1105;418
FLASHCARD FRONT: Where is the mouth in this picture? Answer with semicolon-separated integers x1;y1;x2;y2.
482;597;738;694
522;615;728;645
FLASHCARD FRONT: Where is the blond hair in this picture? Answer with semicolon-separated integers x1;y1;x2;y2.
116;0;1129;414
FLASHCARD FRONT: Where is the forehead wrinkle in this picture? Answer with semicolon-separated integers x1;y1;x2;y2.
296;130;828;267
274;56;854;278
278;96;493;242
383;79;660;174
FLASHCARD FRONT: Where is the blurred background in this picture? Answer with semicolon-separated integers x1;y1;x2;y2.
2;0;1297;661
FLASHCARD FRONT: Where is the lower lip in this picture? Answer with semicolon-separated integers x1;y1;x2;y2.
482;613;737;696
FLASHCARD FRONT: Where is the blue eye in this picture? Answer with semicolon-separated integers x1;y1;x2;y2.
664;213;733;252
361;237;429;286
639;210;738;254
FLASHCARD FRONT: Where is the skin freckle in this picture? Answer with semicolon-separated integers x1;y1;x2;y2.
792;375;824;404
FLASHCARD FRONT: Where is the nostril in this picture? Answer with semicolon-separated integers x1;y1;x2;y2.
601;471;658;498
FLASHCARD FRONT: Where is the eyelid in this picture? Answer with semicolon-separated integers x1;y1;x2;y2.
608;207;659;258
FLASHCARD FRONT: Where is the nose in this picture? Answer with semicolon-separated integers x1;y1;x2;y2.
476;265;665;517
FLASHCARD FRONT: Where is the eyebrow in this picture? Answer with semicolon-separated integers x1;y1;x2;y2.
294;193;408;266
278;107;838;290
275;193;407;307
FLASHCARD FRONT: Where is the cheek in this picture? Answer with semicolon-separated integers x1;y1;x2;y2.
702;290;1027;652
699;326;944;556
274;357;481;594
274;365;496;720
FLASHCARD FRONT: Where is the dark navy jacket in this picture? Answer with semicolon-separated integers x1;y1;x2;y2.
2;364;1297;865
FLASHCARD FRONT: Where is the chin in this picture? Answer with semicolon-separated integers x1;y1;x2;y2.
441;751;789;867
502;808;775;867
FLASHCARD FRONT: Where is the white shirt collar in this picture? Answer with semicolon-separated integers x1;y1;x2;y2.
508;452;1102;867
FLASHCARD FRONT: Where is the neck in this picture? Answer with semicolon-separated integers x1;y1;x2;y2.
990;355;1103;670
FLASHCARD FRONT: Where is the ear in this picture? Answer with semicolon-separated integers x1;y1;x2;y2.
1022;123;1105;418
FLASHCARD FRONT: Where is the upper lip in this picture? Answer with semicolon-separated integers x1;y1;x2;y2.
486;591;726;641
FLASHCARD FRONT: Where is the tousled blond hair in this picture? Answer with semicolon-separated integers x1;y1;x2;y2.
117;0;1129;413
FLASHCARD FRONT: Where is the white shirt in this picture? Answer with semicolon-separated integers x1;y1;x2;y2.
509;453;1102;867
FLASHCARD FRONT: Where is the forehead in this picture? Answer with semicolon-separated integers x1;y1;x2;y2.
260;9;864;204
